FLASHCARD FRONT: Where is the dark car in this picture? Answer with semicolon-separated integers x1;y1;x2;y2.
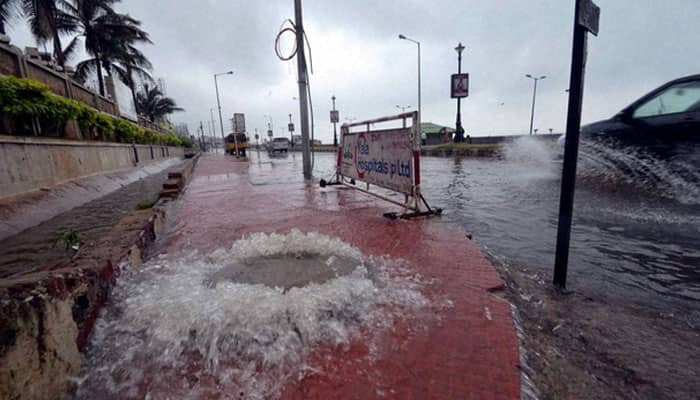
559;74;700;158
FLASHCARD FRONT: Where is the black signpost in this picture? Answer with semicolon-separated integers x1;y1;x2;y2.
331;96;339;147
554;0;600;289
452;42;467;142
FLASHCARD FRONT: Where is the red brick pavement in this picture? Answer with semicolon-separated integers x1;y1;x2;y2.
165;154;520;399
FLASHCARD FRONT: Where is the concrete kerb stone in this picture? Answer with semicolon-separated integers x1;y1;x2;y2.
159;152;200;200
0;207;165;400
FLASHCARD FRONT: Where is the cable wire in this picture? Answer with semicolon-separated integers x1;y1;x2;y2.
274;18;316;173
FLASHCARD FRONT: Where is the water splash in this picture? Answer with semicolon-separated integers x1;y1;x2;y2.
500;136;558;179
75;230;430;400
578;140;700;205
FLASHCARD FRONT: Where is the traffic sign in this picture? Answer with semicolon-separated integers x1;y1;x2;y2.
578;0;600;36
330;110;339;123
233;113;246;134
451;73;469;98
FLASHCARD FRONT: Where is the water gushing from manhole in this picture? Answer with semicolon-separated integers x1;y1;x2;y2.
75;230;429;399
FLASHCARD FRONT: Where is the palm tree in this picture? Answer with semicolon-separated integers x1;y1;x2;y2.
0;0;20;35
136;84;183;123
67;0;150;96
20;0;77;67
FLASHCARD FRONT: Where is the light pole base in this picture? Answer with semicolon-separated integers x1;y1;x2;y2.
453;126;465;143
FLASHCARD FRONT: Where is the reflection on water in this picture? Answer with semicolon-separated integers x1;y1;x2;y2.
250;143;699;310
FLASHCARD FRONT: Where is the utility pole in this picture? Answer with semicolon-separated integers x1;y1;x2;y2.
294;0;312;179
332;95;338;147
214;71;233;154
209;108;216;146
199;121;205;151
553;0;600;289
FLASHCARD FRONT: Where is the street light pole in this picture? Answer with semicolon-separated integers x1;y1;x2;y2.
332;95;338;147
396;104;411;128
209;107;216;142
399;34;421;133
214;71;233;153
526;74;546;135
454;42;466;142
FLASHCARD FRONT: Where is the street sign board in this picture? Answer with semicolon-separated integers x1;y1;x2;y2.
339;114;419;196
267;130;273;137
288;123;295;132
233;113;246;134
578;0;600;36
330;110;339;123
451;73;469;98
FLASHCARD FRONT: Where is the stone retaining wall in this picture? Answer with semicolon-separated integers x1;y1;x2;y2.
0;135;184;199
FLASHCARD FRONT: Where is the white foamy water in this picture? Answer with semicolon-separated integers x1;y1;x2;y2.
74;230;432;399
500;136;559;180
579;141;700;205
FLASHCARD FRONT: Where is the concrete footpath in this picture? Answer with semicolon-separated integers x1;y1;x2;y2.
163;153;521;399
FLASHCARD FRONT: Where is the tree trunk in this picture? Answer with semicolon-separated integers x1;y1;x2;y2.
51;25;64;67
95;54;105;96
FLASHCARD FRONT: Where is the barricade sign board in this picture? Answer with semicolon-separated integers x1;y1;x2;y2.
340;128;414;195
325;111;441;218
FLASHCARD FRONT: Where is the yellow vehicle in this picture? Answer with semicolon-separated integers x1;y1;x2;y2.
225;133;248;157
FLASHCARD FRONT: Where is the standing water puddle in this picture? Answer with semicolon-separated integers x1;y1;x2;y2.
74;230;431;399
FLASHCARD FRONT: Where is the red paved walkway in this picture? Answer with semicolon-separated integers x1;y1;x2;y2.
165;154;520;399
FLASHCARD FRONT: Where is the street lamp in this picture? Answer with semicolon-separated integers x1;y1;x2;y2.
396;104;411;112
525;74;546;135
398;34;421;131
214;70;234;152
454;42;466;142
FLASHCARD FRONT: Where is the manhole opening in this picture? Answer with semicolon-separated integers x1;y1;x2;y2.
205;252;372;291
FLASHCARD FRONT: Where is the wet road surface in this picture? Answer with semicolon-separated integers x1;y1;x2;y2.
75;152;520;400
261;146;700;313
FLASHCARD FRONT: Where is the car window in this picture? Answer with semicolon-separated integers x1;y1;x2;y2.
633;80;700;118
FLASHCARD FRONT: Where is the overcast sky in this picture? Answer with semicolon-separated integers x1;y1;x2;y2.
7;0;700;142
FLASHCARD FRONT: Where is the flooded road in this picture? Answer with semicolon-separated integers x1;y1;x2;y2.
75;153;520;399
254;145;700;312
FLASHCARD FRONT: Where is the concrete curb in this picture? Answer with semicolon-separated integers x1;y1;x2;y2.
159;152;200;199
0;205;166;399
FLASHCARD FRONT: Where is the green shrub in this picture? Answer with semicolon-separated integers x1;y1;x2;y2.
0;76;185;147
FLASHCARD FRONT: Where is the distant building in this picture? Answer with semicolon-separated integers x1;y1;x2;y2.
420;122;455;145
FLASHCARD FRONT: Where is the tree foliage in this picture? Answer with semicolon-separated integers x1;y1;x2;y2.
136;84;184;123
0;76;186;146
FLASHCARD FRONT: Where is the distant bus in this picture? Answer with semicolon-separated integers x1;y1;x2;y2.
224;133;248;157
